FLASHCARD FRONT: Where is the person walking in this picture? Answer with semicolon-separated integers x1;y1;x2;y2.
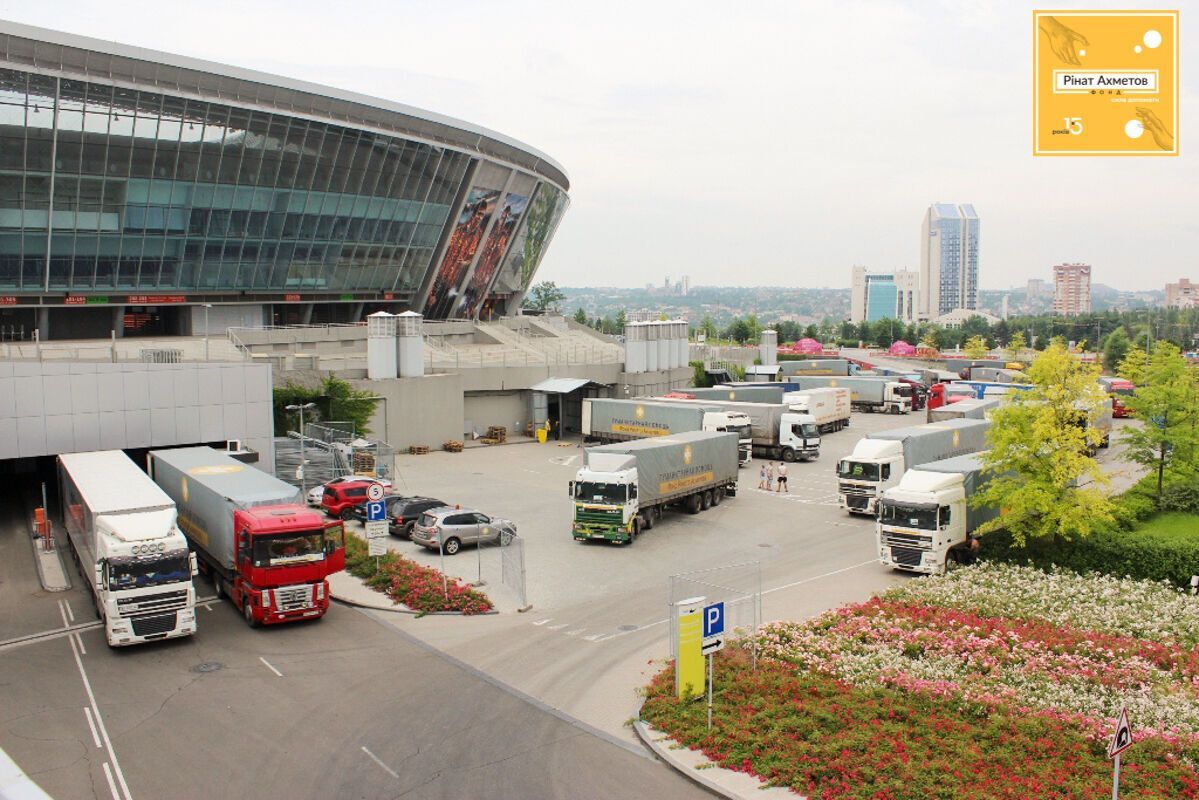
758;463;767;490
777;462;789;493
765;462;776;492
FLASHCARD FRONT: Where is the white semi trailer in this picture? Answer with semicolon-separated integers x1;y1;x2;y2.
58;451;197;647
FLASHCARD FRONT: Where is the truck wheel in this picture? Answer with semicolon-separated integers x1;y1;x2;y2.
686;494;702;514
701;491;713;510
712;487;724;506
641;511;654;531
243;600;260;628
443;537;461;555
212;576;225;599
782;448;796;463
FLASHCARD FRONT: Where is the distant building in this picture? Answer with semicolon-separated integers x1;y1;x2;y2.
920;203;980;319
1001;295;1010;320
1165;278;1199;309
932;308;1001;329
680;275;690;296
850;266;918;324
1052;263;1092;316
1027;278;1047;298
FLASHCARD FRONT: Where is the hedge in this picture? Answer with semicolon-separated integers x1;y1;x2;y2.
980;475;1199;588
343;529;493;615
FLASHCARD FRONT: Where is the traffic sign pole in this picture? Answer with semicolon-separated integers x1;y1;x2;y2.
1112;752;1120;800
706;653;713;731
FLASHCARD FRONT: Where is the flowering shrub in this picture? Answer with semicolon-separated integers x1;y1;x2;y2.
642;563;1199;798
344;530;492;615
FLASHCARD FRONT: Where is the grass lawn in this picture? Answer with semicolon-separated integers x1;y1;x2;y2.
1130;512;1199;542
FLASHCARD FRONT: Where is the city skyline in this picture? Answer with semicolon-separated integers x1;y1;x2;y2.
6;2;1194;293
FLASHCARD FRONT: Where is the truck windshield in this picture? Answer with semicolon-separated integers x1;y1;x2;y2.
728;424;752;440
107;549;191;590
893;385;913;397
879;502;939;530
575;482;626;504
837;460;879;481
251;531;326;567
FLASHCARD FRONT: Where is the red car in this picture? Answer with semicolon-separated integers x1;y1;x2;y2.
321;480;376;520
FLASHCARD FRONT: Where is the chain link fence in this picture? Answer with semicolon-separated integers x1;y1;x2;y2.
669;561;762;692
467;530;529;612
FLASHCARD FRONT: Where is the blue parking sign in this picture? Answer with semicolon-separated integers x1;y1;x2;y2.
366;500;387;521
702;602;724;638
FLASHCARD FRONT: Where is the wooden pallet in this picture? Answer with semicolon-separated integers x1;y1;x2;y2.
480;437;502;445
408;445;430;455
442;440;463;453
485;425;508;443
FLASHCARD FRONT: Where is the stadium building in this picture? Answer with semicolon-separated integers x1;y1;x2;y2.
0;20;569;341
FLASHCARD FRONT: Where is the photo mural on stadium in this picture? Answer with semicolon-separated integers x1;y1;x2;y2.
491;185;570;307
424;187;499;319
453;191;528;319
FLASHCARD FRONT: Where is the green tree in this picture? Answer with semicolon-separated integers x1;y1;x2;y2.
974;343;1115;547
745;314;763;344
919;328;940;350
1120;342;1199;506
1102;328;1129;373
964;335;989;359
573;307;588;325
839;321;856;343
724;318;751;344
615;309;628;333
1118;343;1149;385
698;314;718;340
522;281;566;312
273;376;381;437
1006;331;1027;362
803;324;818;339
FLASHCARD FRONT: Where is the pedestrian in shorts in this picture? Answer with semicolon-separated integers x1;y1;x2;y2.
777;462;788;493
766;462;776;492
758;463;767;489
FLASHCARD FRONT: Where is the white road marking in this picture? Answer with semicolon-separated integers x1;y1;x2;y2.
596;617;670;642
582;633;603;642
63;600;75;623
361;746;399;779
83;707;101;748
75;634;86;655
258;657;283;677
102;763;120;800
761;559;878;596
62;611;133;800
565;629;585;636
531;619;551;626
546;623;568;630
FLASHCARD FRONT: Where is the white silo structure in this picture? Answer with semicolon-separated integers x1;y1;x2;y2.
367;312;398;380
624;321;647;374
396;311;426;378
656;321;671;370
645;321;659;372
760;329;778;366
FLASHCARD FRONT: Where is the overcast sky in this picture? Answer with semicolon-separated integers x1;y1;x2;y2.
3;0;1194;291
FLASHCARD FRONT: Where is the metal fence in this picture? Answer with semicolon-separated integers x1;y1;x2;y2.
669;561;762;691
468;530;529;612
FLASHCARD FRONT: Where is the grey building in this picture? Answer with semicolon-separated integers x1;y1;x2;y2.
919;203;980;319
0;20;569;340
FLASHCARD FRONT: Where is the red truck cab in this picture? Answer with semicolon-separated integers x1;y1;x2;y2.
233;505;344;626
1099;377;1135;417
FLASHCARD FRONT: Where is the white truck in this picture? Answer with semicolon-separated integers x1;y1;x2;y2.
652;397;821;462
926;396;1001;423
570;431;740;544
787;375;912;414
836;418;991;515
58;451;197;647
876;452;1000;575
582;398;753;465
783;387;851;432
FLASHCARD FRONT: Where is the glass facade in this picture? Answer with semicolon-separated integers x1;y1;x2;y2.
864;276;897;322
0;62;568;320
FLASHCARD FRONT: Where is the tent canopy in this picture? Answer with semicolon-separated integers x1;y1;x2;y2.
529;377;606;394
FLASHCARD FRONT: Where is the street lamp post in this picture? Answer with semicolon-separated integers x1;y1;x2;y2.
286;402;317;494
202;303;213;361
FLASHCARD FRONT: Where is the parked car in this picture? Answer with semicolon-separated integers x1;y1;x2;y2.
322;480;377;520
388;496;449;539
411;508;516;555
307;476;391;507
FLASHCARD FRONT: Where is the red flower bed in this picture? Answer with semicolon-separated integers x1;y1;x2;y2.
641;648;1199;799
346;531;492;615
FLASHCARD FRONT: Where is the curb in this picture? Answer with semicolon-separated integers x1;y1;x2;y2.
330;588;499;616
26;526;70;594
633;720;737;799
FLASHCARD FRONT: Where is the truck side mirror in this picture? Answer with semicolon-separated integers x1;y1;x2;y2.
190;552;198;577
568;481;575;498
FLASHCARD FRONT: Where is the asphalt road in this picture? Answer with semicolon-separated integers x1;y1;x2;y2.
0;494;706;800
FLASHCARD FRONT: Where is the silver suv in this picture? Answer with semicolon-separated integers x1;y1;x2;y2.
411;508;516;555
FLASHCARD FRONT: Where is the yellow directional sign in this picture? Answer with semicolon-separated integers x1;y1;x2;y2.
676;597;705;699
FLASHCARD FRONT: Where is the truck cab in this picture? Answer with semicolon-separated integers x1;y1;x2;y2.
836;440;903;514
704;410;753;466
779;411;821;461
571;462;638;542
231;505;345;625
876;471;965;575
